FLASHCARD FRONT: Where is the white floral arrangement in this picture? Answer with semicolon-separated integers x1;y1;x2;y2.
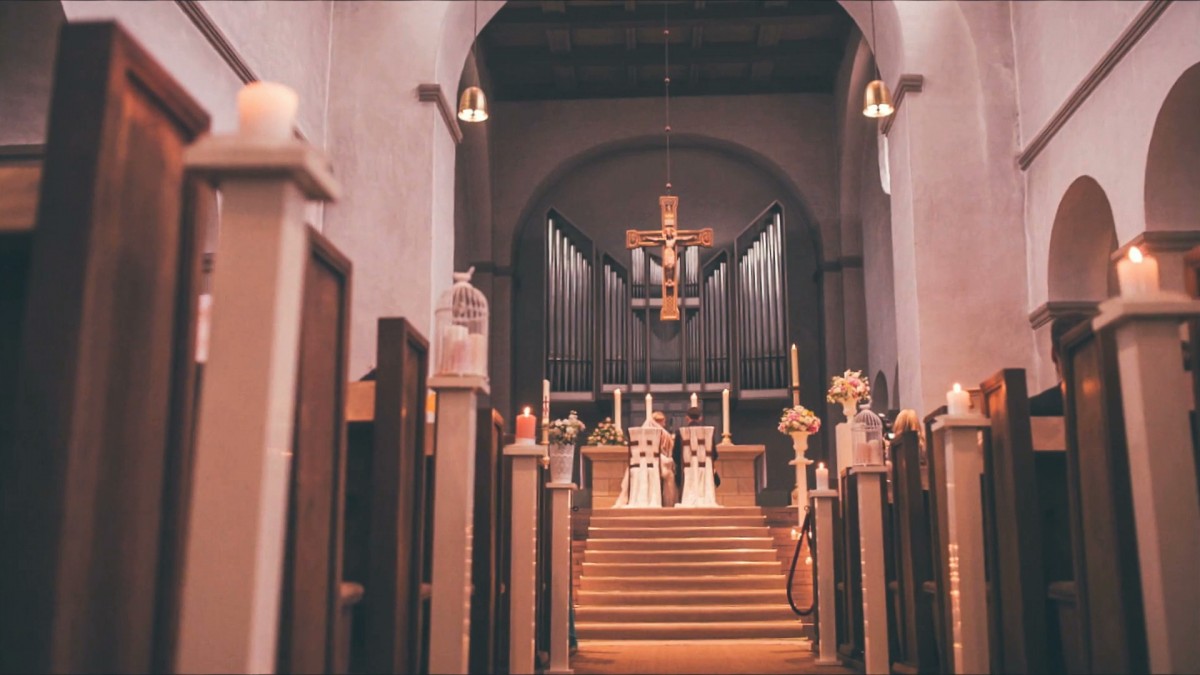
548;411;586;445
586;417;625;446
778;405;822;435
826;369;871;404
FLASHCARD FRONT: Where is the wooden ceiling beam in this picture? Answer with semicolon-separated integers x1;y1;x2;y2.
493;1;841;31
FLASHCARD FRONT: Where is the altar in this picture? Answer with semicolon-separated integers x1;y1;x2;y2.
581;443;765;507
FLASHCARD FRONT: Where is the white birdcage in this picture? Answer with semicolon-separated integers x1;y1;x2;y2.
434;267;489;378
852;404;885;465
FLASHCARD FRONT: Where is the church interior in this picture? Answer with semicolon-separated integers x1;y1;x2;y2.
1;0;1199;673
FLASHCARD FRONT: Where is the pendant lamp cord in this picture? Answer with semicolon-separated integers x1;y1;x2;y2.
664;1;672;194
870;0;880;80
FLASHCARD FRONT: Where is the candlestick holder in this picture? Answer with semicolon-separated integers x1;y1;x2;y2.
542;422;550;446
721;431;732;444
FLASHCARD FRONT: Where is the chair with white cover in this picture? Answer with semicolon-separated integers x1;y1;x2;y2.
678;425;718;507
624;426;663;508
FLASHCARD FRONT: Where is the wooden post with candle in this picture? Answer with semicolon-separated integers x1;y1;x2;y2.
178;82;341;673
504;442;546;674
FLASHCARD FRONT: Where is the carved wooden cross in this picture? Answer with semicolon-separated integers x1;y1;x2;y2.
626;195;713;320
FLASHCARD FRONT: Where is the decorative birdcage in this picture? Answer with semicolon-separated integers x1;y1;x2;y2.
434;267;489;378
851;404;885;465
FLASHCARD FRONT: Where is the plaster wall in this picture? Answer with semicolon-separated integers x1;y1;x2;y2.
1020;1;1200;389
0;1;64;145
860;129;898;408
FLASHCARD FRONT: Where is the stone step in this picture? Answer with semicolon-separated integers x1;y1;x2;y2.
577;588;784;606
587;525;768;539
575;620;807;640
576;603;798;623
588;515;766;528
581;560;781;577
591;506;764;517
581;574;784;592
584;536;774;551
583;548;779;563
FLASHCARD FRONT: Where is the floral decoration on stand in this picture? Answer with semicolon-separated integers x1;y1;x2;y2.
547;411;587;445
827;369;871;418
778;405;822;435
586;417;625;446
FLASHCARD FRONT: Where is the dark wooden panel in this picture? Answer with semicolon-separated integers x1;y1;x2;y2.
923;406;953;674
979;369;1049;673
0;22;208;674
0;232;32;475
1061;323;1148;673
277;228;353;674
838;470;864;663
471;407;506;674
355;318;430;675
889;430;938;673
1183;246;1200;499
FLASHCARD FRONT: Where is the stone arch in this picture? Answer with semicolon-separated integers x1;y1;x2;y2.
873;371;890;413
1145;62;1200;232
1047;176;1119;302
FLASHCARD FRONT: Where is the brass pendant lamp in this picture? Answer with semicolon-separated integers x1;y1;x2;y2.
862;0;894;119
458;0;489;123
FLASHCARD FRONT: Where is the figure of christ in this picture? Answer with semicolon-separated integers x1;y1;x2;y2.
626;195;713;320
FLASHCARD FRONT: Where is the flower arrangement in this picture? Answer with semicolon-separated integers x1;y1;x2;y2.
586;417;625;446
778;405;822;435
548;411;586;445
826;369;871;404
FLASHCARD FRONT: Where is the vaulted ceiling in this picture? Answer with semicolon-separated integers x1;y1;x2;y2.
480;0;854;101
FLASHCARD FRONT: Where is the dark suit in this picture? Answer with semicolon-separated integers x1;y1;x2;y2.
674;421;719;489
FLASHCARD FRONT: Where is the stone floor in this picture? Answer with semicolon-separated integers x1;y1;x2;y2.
570;639;856;674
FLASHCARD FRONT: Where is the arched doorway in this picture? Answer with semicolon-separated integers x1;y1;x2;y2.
1145;62;1200;233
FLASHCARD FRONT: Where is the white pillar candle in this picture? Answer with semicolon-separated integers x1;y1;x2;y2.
690;392;698;408
1116;246;1161;297
815;462;829;491
542;379;550;427
947;383;971;416
614;388;622;432
468;333;487;376
645;393;653;421
237;81;298;142
722;388;731;439
791;343;800;388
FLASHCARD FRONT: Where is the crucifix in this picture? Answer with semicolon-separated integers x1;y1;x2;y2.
627;195;713;320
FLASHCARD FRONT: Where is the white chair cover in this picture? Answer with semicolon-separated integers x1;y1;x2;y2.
622;426;662;508
678;425;718;507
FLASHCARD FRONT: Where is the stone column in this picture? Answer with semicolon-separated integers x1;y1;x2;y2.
1093;296;1200;673
931;413;991;675
428;374;489;674
177;138;340;673
545;482;575;674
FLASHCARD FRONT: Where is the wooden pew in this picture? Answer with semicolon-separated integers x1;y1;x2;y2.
887;430;939;673
471;406;507;674
922;406;952;673
978;369;1077;673
1060;320;1148;673
837;469;865;668
0;22;209;673
343;318;431;674
276;229;354;673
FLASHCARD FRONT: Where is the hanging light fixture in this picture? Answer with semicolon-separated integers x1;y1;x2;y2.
458;0;489;122
862;0;894;119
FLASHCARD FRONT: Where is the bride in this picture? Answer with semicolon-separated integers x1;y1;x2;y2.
613;412;676;508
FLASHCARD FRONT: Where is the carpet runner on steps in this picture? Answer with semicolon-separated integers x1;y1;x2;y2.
576;506;807;640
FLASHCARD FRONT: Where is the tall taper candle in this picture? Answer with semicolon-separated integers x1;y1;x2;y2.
722;388;731;441
690;392;698;409
791;344;800;388
645;393;653;422
614;388;622;432
542;379;551;444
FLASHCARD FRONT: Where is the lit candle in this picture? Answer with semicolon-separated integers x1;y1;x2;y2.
614;388;622;432
542;379;550;427
468;333;487;376
815;462;829;491
722;388;731;440
790;343;800;389
645;393;653;421
195;293;213;363
690;392;698;408
1116;246;1160;297
237;81;298;142
515;407;536;444
947;383;970;416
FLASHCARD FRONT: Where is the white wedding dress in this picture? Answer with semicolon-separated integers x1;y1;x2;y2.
677;425;718;507
614;424;664;508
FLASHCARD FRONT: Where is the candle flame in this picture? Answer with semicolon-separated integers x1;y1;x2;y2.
953;383;962;393
818;462;825;469
1130;246;1144;264
523;406;531;415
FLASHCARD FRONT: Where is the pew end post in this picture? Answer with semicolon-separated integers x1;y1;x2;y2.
505;443;548;674
1092;295;1200;672
810;488;841;666
175;135;340;673
545;480;576;675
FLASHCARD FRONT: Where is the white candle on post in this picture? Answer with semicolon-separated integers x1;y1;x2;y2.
614;388;622;432
1116;246;1161;297
645;392;653;422
722;388;731;443
815;462;829;491
690;392;698;408
790;343;800;397
236;81;298;142
947;383;971;415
